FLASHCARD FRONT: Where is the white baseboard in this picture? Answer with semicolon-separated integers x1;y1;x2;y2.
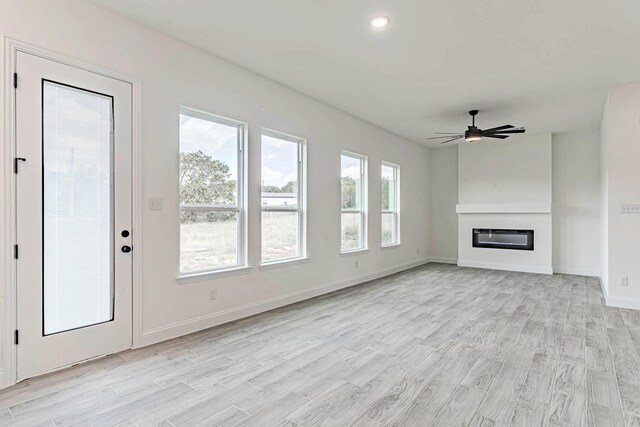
431;258;597;276
430;259;597;277
604;295;640;310
457;260;553;275
139;258;431;347
597;276;640;310
600;275;608;300
428;256;458;264
553;266;600;277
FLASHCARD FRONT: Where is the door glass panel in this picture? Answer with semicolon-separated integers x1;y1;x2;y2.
43;81;114;335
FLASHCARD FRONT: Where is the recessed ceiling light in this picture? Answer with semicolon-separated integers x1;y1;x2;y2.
370;15;390;28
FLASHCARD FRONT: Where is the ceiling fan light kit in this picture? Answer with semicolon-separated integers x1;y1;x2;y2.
428;110;526;144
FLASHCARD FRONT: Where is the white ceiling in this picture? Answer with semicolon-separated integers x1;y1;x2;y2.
91;0;640;146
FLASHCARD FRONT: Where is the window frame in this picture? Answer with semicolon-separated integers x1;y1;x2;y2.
340;150;368;254
381;161;400;247
178;106;248;278
260;128;307;265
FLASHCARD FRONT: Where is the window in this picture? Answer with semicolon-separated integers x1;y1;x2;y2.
179;107;245;275
381;162;400;246
341;152;367;252
261;130;306;263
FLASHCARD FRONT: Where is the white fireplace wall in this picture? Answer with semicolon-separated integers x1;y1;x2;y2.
459;133;552;205
457;133;553;273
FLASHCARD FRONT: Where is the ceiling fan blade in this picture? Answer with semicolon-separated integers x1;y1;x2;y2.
434;132;464;135
427;135;463;140
484;134;509;139
439;136;463;144
484;128;525;135
481;124;514;133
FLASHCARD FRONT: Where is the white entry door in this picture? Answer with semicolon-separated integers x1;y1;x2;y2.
15;52;133;380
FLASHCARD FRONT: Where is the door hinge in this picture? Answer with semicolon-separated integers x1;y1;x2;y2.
13;73;17;89
14;330;18;345
14;157;26;174
14;244;18;259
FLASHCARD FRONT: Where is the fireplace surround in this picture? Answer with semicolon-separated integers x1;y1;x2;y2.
456;133;552;274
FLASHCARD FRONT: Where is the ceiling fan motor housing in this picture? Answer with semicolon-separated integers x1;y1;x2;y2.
465;126;482;142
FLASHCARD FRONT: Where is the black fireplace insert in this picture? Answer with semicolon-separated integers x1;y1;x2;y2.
472;228;534;251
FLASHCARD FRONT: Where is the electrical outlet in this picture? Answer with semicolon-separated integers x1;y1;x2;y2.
148;197;163;211
621;204;640;214
354;260;359;268
209;288;217;300
620;277;629;287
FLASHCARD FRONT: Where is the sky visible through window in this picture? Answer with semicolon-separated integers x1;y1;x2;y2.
341;155;361;180
179;114;238;176
261;135;298;188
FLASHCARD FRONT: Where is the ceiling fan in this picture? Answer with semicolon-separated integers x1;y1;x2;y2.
428;110;525;144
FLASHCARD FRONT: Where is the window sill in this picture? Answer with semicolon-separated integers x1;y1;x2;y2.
259;257;310;271
340;248;370;257
381;243;402;249
177;266;252;285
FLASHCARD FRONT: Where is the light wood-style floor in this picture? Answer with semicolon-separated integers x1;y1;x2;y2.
1;263;638;426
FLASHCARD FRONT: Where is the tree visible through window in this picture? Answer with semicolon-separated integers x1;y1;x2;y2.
261;131;305;263
341;152;367;251
180;151;235;205
179;108;244;274
381;162;399;246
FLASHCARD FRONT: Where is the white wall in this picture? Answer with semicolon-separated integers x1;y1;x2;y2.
428;146;458;263
600;82;640;309
0;0;430;381
552;130;601;276
458;133;552;205
601;103;611;295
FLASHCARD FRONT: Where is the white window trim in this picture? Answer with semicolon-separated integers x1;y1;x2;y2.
340;151;368;253
381;243;402;249
260;128;307;265
381;161;400;247
178;106;248;279
339;248;370;257
259;256;310;271
177;266;253;285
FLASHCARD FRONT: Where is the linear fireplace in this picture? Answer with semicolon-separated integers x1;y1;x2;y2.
472;228;534;251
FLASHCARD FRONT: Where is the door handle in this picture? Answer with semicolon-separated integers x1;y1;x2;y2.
121;245;132;253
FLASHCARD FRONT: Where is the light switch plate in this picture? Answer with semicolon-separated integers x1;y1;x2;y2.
148;197;163;211
621;204;640;214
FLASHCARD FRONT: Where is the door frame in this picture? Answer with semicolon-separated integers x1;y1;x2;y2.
2;38;143;388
